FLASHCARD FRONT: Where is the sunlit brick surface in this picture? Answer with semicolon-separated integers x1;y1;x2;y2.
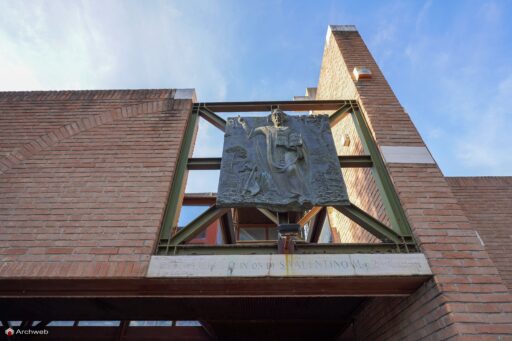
448;176;512;291
0;90;191;277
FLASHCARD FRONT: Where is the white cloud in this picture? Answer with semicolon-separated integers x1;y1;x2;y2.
0;0;235;100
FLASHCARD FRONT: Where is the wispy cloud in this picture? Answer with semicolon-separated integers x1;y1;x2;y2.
370;0;512;175
1;0;511;177
0;0;236;100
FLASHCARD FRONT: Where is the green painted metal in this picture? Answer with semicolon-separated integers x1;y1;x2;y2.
198;107;226;131
334;205;403;244
156;242;417;255
168;206;229;246
187;157;222;170
328;103;353;127
158;104;200;254
350;105;412;237
338;155;373;168
156;100;416;255
186;155;372;171
202;100;354;112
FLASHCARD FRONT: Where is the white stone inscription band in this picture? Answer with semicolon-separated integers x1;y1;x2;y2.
147;254;432;278
380;146;435;164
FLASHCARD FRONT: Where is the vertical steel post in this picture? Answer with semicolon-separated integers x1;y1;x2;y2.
350;104;412;237
159;104;200;254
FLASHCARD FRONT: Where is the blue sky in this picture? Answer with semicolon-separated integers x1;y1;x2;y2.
1;0;511;180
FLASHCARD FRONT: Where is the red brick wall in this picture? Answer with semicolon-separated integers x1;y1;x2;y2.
448;176;512;292
0;90;192;277
317;27;512;339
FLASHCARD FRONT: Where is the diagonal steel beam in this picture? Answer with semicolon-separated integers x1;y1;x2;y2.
220;210;236;244
256;208;279;225
199;107;226;131
297;206;323;227
329;103;353;127
308;207;327;243
169;206;229;246
334;204;402;244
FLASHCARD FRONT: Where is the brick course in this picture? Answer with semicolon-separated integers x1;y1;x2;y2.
0;90;191;277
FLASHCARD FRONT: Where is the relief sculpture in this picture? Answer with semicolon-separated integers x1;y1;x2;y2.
217;109;349;211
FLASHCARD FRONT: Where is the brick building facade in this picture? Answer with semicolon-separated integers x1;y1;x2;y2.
0;25;511;340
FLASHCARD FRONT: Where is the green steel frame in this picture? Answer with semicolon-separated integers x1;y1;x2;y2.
156;100;416;255
156;242;418;255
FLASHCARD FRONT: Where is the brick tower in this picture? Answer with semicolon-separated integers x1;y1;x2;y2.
318;25;512;340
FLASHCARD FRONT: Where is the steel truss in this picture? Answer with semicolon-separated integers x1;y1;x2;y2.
157;100;415;255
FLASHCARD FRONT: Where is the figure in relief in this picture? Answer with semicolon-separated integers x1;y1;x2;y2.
238;109;310;204
217;109;349;211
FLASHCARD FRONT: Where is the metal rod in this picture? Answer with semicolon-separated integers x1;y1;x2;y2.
334;204;402;244
202;100;355;112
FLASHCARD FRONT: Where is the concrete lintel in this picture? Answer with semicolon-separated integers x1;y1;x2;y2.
147;253;432;278
174;88;197;102
380;146;435;164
